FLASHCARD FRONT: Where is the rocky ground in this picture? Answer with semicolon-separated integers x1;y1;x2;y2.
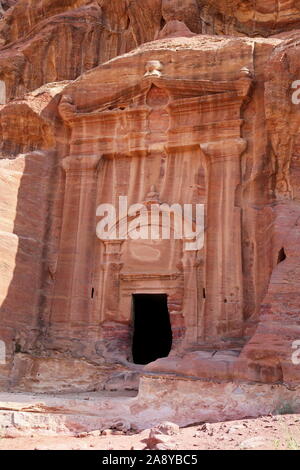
0;414;300;450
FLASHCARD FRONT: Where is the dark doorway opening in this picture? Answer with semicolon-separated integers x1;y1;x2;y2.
132;294;172;365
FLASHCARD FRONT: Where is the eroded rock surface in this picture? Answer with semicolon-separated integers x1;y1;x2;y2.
0;0;300;423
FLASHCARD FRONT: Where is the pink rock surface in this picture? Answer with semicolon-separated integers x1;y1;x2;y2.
0;1;300;427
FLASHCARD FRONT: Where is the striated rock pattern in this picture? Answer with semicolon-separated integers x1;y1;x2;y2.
0;0;300;412
1;1;300;101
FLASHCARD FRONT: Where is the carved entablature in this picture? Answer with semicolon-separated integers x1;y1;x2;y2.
61;65;252;160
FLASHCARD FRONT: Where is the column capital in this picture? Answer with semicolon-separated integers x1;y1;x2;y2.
61;155;102;173
200;138;247;163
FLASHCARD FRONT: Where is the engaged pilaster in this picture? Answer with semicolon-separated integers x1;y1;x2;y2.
200;138;247;340
51;155;102;325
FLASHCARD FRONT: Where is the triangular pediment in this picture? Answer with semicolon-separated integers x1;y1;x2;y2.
60;37;254;116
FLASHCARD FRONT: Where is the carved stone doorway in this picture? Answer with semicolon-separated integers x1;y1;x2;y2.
132;294;172;365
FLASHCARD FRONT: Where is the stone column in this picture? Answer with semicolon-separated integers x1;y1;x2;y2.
200;138;247;340
51;155;102;325
181;249;199;347
98;241;124;323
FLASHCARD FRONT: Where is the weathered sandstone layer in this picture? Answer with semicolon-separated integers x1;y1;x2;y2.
0;0;300;428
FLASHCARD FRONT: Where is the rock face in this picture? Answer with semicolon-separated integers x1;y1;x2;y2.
0;0;300;417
